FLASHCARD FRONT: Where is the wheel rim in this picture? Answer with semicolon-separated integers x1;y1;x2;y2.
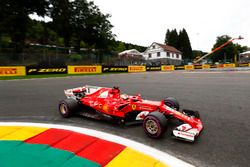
145;119;158;135
60;104;67;115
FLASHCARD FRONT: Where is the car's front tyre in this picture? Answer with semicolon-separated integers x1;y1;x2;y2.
164;97;180;111
143;111;168;138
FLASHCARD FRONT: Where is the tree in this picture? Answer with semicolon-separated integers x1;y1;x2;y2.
165;28;192;61
178;29;192;60
26;20;59;45
50;0;73;47
165;29;178;48
116;42;126;52
210;35;235;63
0;0;49;55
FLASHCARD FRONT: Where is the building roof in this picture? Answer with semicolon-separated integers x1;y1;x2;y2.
118;49;143;56
240;50;250;55
155;43;182;53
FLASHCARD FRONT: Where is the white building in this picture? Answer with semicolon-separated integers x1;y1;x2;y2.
143;42;182;65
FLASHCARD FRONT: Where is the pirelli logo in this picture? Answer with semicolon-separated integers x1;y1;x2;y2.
74;67;97;72
223;64;235;68
0;66;26;76
161;65;175;71
0;68;17;74
68;66;102;74
184;65;194;70
128;66;146;73
202;64;210;69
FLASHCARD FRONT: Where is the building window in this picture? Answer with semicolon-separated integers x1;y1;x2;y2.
167;52;170;57
152;45;155;49
157;52;160;57
176;54;179;59
148;53;152;58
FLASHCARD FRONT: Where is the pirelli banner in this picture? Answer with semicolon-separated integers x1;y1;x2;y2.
0;66;26;76
146;66;161;71
161;65;175;71
26;66;67;75
102;66;128;73
202;64;211;69
184;65;194;70
128;66;146;73
68;65;102;74
223;63;235;68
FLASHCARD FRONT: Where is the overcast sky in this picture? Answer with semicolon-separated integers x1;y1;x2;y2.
91;0;250;52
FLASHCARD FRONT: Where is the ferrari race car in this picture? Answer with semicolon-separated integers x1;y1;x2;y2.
59;85;203;142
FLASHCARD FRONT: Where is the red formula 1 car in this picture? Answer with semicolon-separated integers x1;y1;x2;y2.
59;85;203;142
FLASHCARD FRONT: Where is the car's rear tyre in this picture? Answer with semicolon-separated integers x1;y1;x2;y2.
59;98;79;118
164;97;180;111
143;111;168;138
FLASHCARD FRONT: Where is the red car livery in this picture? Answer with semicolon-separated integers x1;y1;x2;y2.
59;85;203;142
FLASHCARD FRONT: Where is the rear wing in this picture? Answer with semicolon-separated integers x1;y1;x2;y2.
64;85;104;98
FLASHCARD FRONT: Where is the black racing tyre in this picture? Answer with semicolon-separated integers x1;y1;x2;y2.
143;111;168;138
58;98;79;118
164;97;180;111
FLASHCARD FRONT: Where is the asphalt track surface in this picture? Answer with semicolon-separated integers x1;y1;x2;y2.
0;71;250;167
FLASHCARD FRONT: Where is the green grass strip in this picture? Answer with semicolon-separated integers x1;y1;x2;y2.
0;141;100;167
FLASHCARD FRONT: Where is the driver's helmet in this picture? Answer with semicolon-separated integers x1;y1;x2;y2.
111;86;120;94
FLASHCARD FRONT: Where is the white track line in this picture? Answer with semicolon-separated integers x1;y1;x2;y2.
0;122;194;167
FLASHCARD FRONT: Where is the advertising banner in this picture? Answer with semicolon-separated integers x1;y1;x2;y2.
0;66;26;76
202;64;210;69
26;66;67;75
128;66;146;73
184;65;194;70
102;66;128;73
238;63;248;67
146;66;161;71
223;64;235;68
175;66;184;70
216;64;224;68
68;66;102;74
194;65;202;69
161;65;175;71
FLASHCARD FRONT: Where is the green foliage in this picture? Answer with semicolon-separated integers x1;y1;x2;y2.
113;41;146;53
0;0;153;64
0;0;49;54
178;29;193;60
165;29;178;47
0;35;11;47
211;35;235;63
69;54;82;62
165;28;193;61
50;0;73;47
116;42;126;52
